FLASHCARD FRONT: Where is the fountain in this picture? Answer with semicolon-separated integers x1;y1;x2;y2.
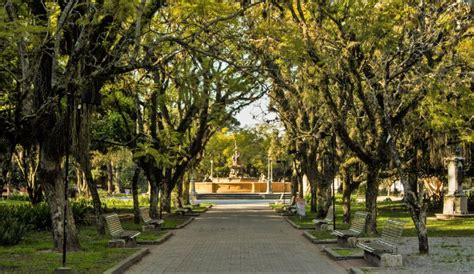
194;141;290;194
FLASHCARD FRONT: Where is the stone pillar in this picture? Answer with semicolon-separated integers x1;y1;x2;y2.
443;156;468;215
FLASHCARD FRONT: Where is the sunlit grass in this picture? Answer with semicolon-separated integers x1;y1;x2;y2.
281;198;474;237
0;226;136;273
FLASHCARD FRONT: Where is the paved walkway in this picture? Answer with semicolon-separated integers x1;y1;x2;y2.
126;203;346;273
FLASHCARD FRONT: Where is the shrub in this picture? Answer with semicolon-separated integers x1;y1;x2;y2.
71;199;94;225
6;193;30;201
0;201;92;232
0;216;31;245
139;195;150;206
468;192;474;212
0;205;33;245
28;203;52;230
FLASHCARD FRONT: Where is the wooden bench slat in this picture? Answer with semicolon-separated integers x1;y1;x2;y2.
105;213;141;240
312;206;333;224
356;218;406;257
140;207;164;226
333;211;369;238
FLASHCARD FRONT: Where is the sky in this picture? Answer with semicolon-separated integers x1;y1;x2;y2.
235;95;277;128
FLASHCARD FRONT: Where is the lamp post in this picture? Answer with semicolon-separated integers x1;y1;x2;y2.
190;172;196;205
332;175;336;231
330;133;336;231
267;156;273;193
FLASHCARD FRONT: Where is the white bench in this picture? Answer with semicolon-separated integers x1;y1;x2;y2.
357;219;405;266
174;197;193;215
332;211;369;246
312;205;333;230
104;213;140;247
140;207;164;231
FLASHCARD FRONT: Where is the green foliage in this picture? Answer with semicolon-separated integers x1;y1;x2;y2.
27;203;52;230
71;199;94;225
4;193;30;202
0;227;136;273
285;199;474;237
0;200;93;234
199;126;287;179
0;213;31;246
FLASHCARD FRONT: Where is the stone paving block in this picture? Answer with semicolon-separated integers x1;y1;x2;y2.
125;203;347;273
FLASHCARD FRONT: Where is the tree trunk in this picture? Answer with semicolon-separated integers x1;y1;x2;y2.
76;167;89;198
298;177;304;198
14;145;43;204
0;137;13;191
342;169;352;224
149;179;159;218
83;163;105;236
113;167;124;194
177;178;183;207
389;136;429;254
38;147;80;251
310;182;317;213
131;166;141;224
410;204;429;254
316;179;331;218
107;161;114;194
160;179;172;213
183;173;190;205
365;164;380;235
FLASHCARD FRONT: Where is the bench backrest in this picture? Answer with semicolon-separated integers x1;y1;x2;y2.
139;207;152;223
324;206;334;222
379;219;405;247
104;213;124;238
349;211;370;234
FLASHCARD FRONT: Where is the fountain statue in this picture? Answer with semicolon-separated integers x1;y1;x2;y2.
229;141;242;178
194;139;291;194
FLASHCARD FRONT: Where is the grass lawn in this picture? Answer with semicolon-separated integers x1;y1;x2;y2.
332;248;362;256
119;215;191;231
281;198;474;237
308;229;337;240
0;217;178;273
0;196;207;272
137;230;169;241
161;215;192;229
192;203;213;213
0;226;137;273
0;200;29;206
0;210;186;273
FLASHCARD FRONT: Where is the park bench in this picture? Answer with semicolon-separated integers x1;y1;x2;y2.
332;211;369;246
174;197;200;216
312;205;333;231
104;213;140;248
356;219;405;266
179;197;195;211
140;207;164;232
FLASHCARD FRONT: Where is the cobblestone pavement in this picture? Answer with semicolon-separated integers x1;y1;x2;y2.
125;203;346;273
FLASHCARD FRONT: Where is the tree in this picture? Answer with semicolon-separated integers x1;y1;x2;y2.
1;0;167;249
285;0;471;251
